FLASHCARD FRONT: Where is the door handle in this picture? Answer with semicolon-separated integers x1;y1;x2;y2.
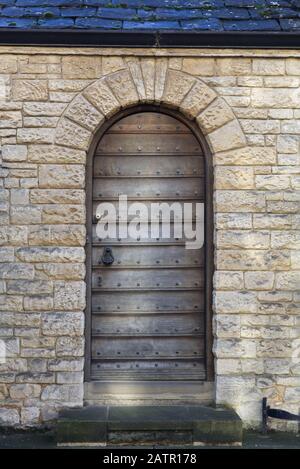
101;246;114;265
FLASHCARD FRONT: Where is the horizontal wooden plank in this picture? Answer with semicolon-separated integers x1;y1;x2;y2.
92;309;204;315
93;177;204;198
92;226;203;245
92;336;204;358
91;363;205;380
92;313;203;335
107;112;192;134
92;245;204;267
92;200;204;221
92;268;204;289
91;358;204;365
97;134;202;155
90;370;205;381
93;155;204;177
92;290;204;313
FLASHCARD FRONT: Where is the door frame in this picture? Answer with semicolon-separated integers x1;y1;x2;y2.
84;104;214;383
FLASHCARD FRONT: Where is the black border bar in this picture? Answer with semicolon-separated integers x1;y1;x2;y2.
0;29;300;48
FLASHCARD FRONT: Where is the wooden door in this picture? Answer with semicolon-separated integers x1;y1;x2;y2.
90;111;206;382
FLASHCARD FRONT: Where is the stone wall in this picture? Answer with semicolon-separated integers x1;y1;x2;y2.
0;47;299;429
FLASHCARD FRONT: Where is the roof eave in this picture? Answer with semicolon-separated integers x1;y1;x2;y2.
0;29;300;48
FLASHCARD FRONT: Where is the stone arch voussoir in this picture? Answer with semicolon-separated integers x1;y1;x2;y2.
54;60;247;155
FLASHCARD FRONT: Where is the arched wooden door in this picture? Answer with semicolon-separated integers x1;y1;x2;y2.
86;109;212;388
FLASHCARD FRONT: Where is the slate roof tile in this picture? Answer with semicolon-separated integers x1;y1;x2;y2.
123;20;181;29
0;0;299;31
181;18;224;30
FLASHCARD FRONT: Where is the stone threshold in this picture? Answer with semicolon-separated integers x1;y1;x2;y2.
56;405;242;447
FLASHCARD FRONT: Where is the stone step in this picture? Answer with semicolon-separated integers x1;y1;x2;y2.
56;405;242;447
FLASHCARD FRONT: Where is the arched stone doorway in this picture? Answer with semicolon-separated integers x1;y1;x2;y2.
53;63;247;403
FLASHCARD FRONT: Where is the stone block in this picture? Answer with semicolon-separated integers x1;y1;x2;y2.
11;189;29;205
28;225;85;246
17;128;54;144
41;312;84;337
252;88;300;108
244;272;274;290
217;230;270;249
56;372;83;384
125;57;146;101
163;69;195;107
271;231;300;250
30;189;84;205
182;58;215;76
214;271;244;290
102;57;125;75
276;272;300;290
48;359;84;372
105;70;139;108
56;337;85;357
180;80;216;118
252;59;285;75
21;407;40;426
214;339;256;358
41;204;85;224
0;263;34;280
2;144;27;162
215;146;276;166
214;291;257;313
24;295;53;311
214;314;241;338
257;339;292;357
16;247;84;264
38;263;85;280
41;384;83;403
265;359;291;374
6;279;52;295
54;281;85;310
38;164;84;189
10;384;41;399
84;78;120;117
241;119;280;134
253;214;292;230
215;190;265;212
0;408;20;426
216;213;252;230
208;120;246;152
0;55;17;74
286;58;300;75
23;102;66;117
255;175;290;190
216;359;242;374
196;98;234;134
154;58;168;102
28;144;86;164
65;95;104;131
215;166;254;190
10;205;42;224
277;135;299;154
216;58;251;75
55;118;91;150
12;80;48;101
62;56;101;79
216;250;290;271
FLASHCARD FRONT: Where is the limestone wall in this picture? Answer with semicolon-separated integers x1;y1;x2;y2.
0;48;299;429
